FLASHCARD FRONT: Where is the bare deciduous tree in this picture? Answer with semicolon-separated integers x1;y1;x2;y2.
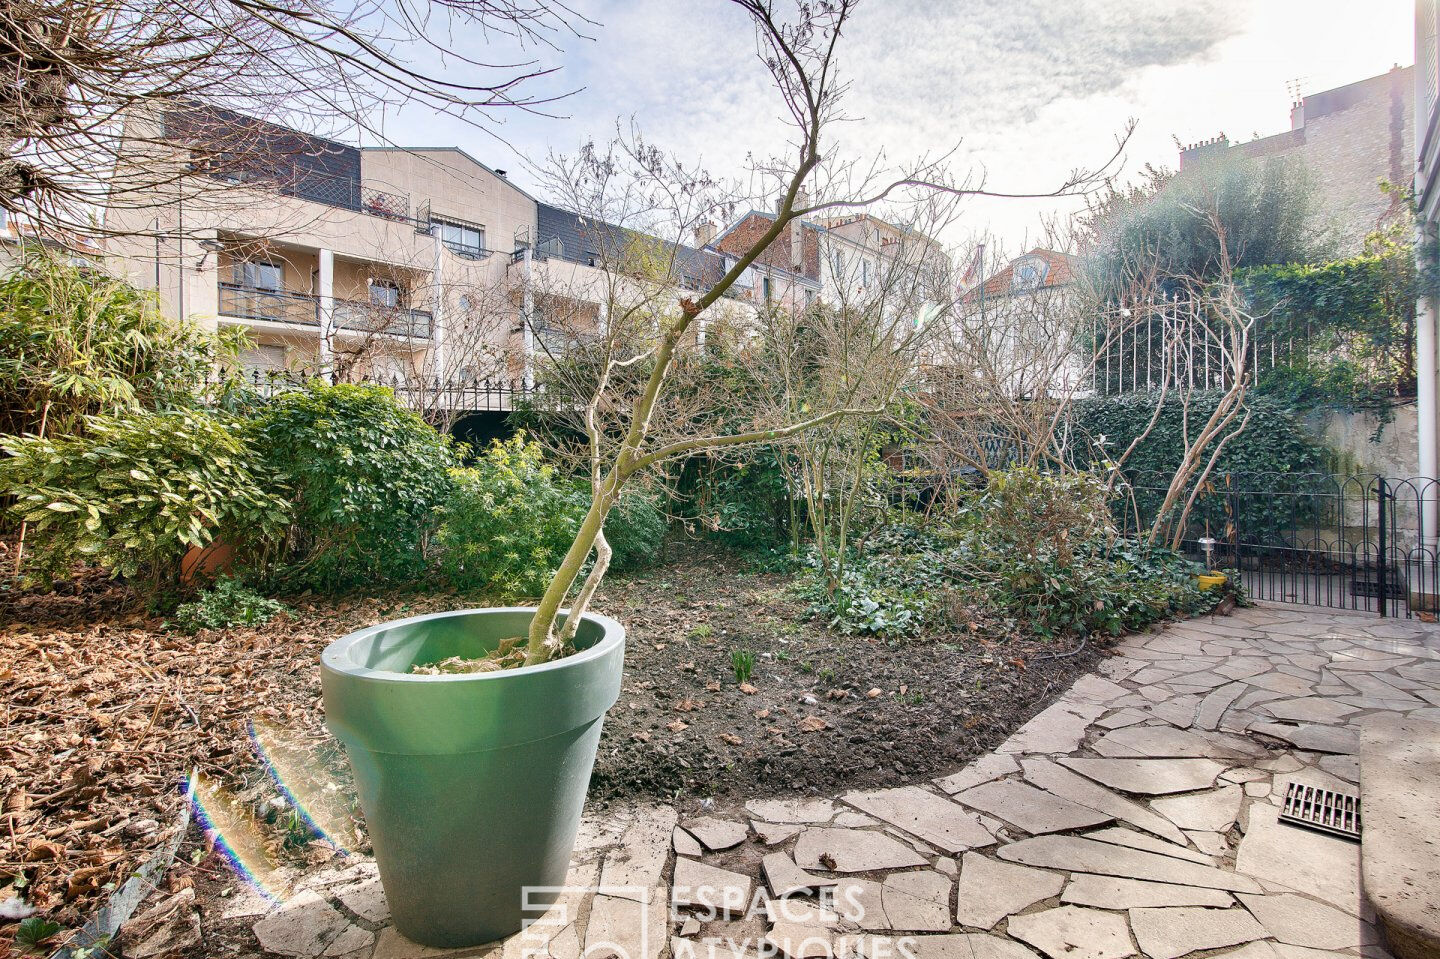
513;0;1132;664
1;0;584;239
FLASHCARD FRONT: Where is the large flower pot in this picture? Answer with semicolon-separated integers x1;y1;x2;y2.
321;607;624;948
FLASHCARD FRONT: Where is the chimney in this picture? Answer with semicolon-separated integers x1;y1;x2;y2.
1289;100;1305;131
694;219;716;247
790;188;808;273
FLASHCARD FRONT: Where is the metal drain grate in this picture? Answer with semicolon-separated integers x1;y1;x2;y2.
1279;781;1361;841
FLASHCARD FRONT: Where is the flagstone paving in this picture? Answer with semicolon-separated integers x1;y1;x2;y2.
227;604;1440;959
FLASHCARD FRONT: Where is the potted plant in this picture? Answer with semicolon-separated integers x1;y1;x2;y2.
317;0;1110;946
321;607;623;946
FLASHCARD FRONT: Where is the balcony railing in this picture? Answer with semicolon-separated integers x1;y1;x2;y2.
218;282;433;339
218;282;319;326
334;300;433;339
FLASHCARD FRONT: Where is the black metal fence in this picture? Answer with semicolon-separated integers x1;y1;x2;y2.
233;369;535;415
1120;469;1440;617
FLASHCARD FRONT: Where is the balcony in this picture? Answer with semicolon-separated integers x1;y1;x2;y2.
218;282;433;339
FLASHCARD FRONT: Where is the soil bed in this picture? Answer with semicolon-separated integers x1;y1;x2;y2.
0;538;1110;943
588;540;1102;800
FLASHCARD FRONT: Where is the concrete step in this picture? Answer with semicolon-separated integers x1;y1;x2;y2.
1360;716;1440;959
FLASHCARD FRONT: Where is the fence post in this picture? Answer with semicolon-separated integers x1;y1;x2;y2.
1377;476;1389;618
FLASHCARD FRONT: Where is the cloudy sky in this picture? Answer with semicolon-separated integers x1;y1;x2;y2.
372;0;1414;254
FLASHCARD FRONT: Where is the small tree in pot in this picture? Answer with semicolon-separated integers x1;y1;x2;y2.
323;0;1129;947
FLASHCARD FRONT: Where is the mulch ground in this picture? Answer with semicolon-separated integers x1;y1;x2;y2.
0;538;1112;947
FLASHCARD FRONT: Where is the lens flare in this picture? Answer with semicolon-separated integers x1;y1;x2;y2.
248;719;361;856
186;770;289;903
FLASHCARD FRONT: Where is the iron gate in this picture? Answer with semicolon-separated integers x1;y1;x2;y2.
1120;471;1440;618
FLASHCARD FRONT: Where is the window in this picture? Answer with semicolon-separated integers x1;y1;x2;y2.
763;277;773;302
238;344;287;372
435;218;485;259
369;279;402;309
862;259;871;287
833;251;844;277
235;259;281;291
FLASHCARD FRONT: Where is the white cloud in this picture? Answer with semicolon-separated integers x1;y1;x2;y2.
377;0;1415;250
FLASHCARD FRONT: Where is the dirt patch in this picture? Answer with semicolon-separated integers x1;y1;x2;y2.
0;538;1113;944
587;540;1104;801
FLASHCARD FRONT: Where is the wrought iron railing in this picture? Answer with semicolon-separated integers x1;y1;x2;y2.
233;369;534;414
333;301;433;339
1117;468;1440;617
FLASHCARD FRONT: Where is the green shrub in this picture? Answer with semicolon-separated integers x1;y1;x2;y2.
949;468;1211;638
602;487;666;571
1071;391;1328;544
171;577;288;633
438;434;666;595
0;254;248;438
798;470;1213;641
436;434;587;596
255;383;457;586
1;410;289;588
794;523;948;638
687;449;797;552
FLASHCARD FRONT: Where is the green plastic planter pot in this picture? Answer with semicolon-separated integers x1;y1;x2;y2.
321;607;624;948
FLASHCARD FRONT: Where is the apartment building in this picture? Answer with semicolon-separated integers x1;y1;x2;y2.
101;109;951;420
1180;66;1414;253
107;108;538;391
712;203;950;317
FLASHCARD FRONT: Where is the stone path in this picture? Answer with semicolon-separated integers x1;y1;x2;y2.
219;604;1440;959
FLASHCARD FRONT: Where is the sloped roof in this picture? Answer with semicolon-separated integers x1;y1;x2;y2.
965;248;1077;302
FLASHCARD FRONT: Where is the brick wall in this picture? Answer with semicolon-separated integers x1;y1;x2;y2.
1181;67;1414;254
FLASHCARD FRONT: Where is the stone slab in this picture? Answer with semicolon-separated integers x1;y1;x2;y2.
996;701;1107;754
671;858;753;916
1239;892;1378;951
1235;804;1363;915
1062;875;1232;909
953;852;1065;930
1359;715;1440;959
934;753;1020;795
1150;785;1244;832
997;835;1263;893
682;817;749;851
951;780;1112;835
1081;826;1214;865
762;853;839;898
1057;757;1226;795
1007;906;1134;959
1248;721;1360;755
793;827;927;873
1021;758;1188;845
1129;906;1267;959
842;786;993;853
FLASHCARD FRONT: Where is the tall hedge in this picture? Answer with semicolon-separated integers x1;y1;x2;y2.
1071;391;1329;543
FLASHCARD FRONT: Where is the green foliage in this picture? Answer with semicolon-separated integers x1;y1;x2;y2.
603;486;666;571
1080;156;1328;300
1240;241;1417;416
685;447;798;552
0;255;248;438
15;917;62;951
255;383;457;587
437;434;588;596
1071;391;1328;542
795;523;947;638
437;433;665;596
1;410;289;588
944;469;1206;639
798;470;1213;641
171;577;288;633
731;649;755;684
